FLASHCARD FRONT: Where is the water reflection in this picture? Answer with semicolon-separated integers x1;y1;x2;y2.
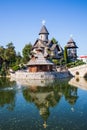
10;77;54;87
0;77;80;129
0;78;16;111
69;77;87;90
22;79;78;128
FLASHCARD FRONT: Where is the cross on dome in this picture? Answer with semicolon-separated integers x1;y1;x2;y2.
70;34;73;38
42;20;46;25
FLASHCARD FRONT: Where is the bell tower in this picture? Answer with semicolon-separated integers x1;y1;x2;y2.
39;21;49;42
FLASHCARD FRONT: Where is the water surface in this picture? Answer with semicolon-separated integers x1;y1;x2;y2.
0;77;87;130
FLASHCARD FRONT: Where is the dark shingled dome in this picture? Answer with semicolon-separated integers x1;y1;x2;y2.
66;38;78;48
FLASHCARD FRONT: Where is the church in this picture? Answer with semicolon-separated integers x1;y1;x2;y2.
26;23;64;73
26;23;78;73
10;22;78;79
31;24;63;59
31;22;78;62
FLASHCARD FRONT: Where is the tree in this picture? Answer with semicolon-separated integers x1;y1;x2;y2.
0;46;5;59
0;46;5;67
5;42;16;66
15;52;22;65
0;42;23;76
22;43;32;63
51;37;58;44
64;46;68;63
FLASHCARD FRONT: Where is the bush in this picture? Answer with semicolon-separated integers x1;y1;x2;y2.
66;60;85;68
12;65;20;71
52;59;59;65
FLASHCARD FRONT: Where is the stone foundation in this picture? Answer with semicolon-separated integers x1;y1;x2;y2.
10;71;70;80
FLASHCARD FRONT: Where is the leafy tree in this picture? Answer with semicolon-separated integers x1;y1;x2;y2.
0;46;5;68
12;65;20;71
0;42;24;76
64;46;68;63
6;42;15;49
0;46;5;60
51;37;58;44
15;52;22;65
22;43;32;63
5;42;16;66
52;59;58;65
0;62;7;76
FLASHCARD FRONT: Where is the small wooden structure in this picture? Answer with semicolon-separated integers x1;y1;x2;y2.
27;48;54;72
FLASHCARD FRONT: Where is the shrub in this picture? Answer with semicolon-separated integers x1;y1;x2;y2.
66;60;85;68
12;65;20;71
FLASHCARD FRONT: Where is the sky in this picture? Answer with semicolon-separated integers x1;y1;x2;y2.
0;0;87;56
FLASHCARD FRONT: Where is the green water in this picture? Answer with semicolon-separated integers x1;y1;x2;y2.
0;77;87;130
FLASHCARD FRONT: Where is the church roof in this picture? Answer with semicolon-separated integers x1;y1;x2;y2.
66;38;78;48
46;40;53;47
39;25;49;35
27;52;53;66
50;44;57;50
32;39;46;49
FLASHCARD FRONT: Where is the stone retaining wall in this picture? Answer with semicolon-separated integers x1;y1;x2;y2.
10;71;70;80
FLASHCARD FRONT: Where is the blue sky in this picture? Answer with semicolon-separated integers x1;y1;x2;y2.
0;0;87;56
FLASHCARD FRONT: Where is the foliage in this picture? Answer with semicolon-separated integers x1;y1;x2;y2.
66;60;85;68
22;43;32;63
64;46;68;63
0;46;5;60
0;42;22;76
5;42;16;66
0;40;85;77
0;61;9;76
15;52;22;65
12;65;20;71
0;78;16;110
52;58;66;66
52;59;58;65
51;37;58;44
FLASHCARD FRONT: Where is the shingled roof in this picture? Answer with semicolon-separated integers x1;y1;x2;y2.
66;38;78;48
27;52;53;66
39;25;49;35
32;39;46;49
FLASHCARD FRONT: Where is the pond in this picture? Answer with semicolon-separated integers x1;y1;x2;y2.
0;77;87;130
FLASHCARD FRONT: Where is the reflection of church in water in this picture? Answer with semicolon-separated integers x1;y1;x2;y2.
0;78;79;128
22;80;78;128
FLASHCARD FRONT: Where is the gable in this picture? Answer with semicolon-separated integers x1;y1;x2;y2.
33;39;46;48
